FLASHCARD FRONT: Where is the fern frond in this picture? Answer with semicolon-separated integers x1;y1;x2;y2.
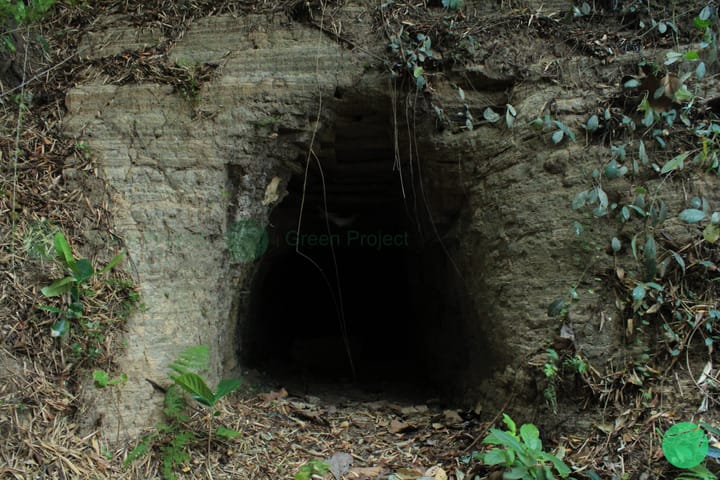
167;345;209;379
161;430;195;480
163;385;189;422
124;431;158;467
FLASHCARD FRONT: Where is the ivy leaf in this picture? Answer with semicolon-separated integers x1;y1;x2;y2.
678;209;706;223
483;107;500;123
547;298;566;317
661;152;689;174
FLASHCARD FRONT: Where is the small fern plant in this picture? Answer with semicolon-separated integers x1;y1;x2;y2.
168;345;242;408
168;345;242;457
124;346;241;479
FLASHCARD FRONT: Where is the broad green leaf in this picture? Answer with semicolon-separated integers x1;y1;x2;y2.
679;209;706;223
484;428;523;453
584;114;599;132
611;237;621;252
552;129;564;144
175;372;215;406
504;467;529;479
662;422;708;469
696;62;706;80
537;451;572;477
481;448;509;466
214;378;242;402
704;224;720;243
520;423;542;452
71;258;94;283
41;276;75;297
624;78;641;88
661;152;689;174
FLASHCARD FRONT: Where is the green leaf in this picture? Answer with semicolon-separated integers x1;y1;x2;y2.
547;298;566;317
552;130;564;144
174;372;215;406
41;276;76;297
520;423;542;452
670;250;686;274
638;140;649;164
583;114;599;132
53;232;74;267
214;378;242;402
624;78;641;88
632;285;646;302
537;450;572;477
483;107;500;123
661;152;689;174
98;250;125;275
481;448;510;466
71;258;94;283
502;413;517;435
611;237;621;252
704;224;720;243
662;422;708;469
504;467;529;479
93;370;110;388
51;319;69;337
679;209;706;223
216;427;241;439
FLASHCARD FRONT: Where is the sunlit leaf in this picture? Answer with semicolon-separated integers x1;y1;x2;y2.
662;422;708;469
661;152;689;174
704;224;720;243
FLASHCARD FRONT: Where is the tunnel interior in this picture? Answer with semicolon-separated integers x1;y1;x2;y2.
239;94;471;397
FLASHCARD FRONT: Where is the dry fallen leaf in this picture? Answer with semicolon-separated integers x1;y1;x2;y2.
350;466;384;479
261;388;288;403
262;176;282;205
389;419;412;434
425;465;447;480
442;410;463;425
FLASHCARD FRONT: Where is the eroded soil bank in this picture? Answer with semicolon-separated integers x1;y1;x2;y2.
2;0;720;478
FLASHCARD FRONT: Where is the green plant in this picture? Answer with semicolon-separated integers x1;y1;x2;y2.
478;414;576;479
93;369;127;388
389;30;436;89
38;231;124;337
125;346;241;479
662;422;717;480
530;115;576;145
295;459;331;480
1;0;56;52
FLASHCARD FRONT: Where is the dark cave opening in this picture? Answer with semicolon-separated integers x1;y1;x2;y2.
238;96;471;398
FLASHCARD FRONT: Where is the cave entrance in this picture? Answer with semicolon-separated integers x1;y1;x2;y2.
240;94;468;398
